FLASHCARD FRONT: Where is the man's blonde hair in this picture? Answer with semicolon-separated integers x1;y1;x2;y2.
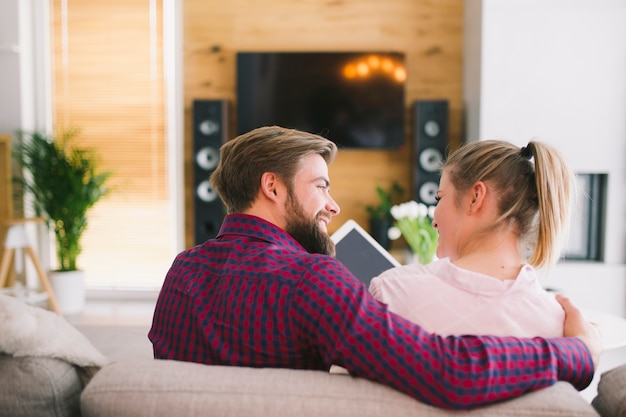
211;126;337;213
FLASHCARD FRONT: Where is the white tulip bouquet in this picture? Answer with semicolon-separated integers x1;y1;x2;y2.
388;201;438;264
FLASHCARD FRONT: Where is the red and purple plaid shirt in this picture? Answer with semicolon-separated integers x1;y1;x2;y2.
149;213;593;409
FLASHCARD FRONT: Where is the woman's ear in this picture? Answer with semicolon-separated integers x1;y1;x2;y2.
467;181;488;213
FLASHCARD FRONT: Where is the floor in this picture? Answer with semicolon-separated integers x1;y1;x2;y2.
60;297;157;361
65;298;156;327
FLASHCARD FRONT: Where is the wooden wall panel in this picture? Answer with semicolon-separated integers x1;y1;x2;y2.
183;0;463;245
0;135;13;269
0;135;12;222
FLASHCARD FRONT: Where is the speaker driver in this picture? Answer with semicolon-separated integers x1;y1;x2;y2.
199;119;220;136
419;181;439;206
424;120;441;137
196;146;220;171
419;147;444;173
196;179;219;203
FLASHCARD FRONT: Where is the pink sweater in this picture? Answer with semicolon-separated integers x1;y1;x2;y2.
369;257;564;338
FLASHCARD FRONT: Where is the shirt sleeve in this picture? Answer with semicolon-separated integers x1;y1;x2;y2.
368;276;383;301
293;258;594;410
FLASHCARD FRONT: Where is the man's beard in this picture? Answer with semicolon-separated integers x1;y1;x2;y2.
285;194;336;257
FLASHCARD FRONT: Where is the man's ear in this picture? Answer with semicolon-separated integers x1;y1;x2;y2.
467;181;488;213
260;172;281;201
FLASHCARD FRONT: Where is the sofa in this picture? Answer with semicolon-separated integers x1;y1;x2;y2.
0;296;624;417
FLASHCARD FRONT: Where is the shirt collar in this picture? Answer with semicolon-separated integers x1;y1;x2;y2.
217;213;305;253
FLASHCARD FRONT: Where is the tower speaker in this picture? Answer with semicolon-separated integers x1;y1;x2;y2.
192;100;228;245
412;100;449;206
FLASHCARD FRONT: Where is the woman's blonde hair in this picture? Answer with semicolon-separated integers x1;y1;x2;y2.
443;139;574;269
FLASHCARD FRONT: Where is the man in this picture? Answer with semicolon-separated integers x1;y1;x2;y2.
149;126;601;410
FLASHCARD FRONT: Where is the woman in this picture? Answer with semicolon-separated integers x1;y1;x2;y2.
369;140;575;337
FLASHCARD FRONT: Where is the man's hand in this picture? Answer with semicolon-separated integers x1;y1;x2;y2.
556;294;603;368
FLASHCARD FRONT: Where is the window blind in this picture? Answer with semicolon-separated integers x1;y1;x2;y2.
51;0;173;289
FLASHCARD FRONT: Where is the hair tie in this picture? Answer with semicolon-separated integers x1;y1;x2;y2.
520;145;533;160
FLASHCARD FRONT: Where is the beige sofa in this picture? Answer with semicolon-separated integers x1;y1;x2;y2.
3;322;625;417
1;352;617;417
0;296;622;417
81;358;604;417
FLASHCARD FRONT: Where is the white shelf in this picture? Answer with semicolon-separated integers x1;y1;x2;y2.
582;309;626;350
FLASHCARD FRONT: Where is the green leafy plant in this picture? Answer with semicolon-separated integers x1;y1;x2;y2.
12;130;112;271
365;181;405;220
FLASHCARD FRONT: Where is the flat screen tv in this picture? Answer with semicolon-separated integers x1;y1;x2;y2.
237;52;406;149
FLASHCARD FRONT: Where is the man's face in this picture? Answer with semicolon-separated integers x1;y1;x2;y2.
285;193;336;256
284;154;340;256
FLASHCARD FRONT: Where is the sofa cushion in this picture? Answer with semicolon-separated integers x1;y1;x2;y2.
81;359;599;417
592;363;626;417
0;354;82;417
0;294;108;371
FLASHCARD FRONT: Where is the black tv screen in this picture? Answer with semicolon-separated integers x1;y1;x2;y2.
237;52;406;149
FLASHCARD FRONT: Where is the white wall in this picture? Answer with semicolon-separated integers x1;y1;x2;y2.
0;0;51;135
464;0;626;316
0;0;23;133
0;0;53;276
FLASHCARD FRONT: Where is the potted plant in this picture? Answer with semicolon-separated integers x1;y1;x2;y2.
365;181;404;249
12;129;111;314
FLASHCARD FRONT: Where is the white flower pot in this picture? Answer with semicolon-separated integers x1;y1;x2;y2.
49;270;85;315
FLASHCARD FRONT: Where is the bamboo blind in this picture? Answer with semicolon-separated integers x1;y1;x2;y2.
50;0;173;288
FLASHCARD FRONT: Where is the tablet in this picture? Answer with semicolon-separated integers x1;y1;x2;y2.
331;219;401;286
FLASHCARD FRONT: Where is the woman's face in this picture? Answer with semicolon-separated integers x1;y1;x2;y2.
432;171;466;260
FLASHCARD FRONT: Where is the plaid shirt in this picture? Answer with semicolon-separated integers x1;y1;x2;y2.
149;213;593;409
